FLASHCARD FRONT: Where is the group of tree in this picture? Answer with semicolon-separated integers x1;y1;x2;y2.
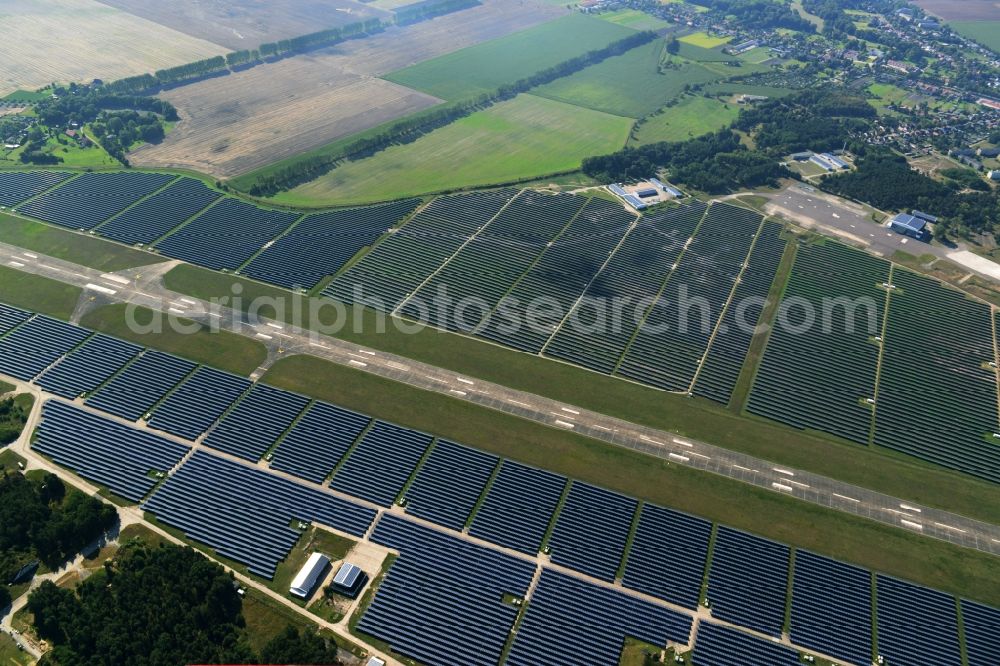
26;542;345;665
698;0;817;33
394;0;480;25
244;30;659;196
90;110;166;164
582;129;788;193
0;468;117;584
0;396;29;444
823;147;1000;241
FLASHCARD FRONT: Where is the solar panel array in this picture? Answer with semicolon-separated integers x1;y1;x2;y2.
693;220;786;405
243;199;421;290
147;366;251;440
547;481;638;581
0;315;90;381
507;569;693;666
0;171;71;207
693;622;801;666
143;450;375;578
329;421;432;506
748;242;889;444
617;203;761;391
36;334;142;399
469;460;566;555
876;575;961;666
86;350;196;421
33;402;189;502
324;189;517;310
402;439;498;530
359;515;535;666
622;504;712;609
202;384;309;461
790;551;872;666
963;599;1000;666
96;177;222;245
874;269;1000;482
155;198;300;270
398;190;587;332
707;527;790;637
0;303;31;336
476;197;636;352
268;401;371;484
17;171;175;230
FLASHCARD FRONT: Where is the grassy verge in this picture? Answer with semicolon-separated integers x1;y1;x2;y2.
0;631;32;666
0;380;14;394
0;264;81;319
160;264;1000;526
0;212;162;272
242;589;319;654
261;355;1000;606
270;527;354;602
78;304;267;376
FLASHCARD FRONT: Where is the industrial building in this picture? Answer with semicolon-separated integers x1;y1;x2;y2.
289;551;330;598
330;561;367;598
889;213;929;241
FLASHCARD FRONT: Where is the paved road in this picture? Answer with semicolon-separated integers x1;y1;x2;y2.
3;241;1000;559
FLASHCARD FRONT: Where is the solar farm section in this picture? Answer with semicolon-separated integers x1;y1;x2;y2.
0;170;72;207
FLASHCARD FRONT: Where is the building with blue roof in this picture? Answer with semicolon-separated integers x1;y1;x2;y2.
889;213;929;241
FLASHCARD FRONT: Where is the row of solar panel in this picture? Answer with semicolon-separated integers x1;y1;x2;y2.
2;170;419;291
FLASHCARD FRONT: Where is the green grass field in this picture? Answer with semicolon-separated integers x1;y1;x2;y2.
0;264;81;319
678;31;731;48
383;14;636;101
951;20;1000;53
262;355;1000;607
157;263;1000;528
533;40;723;118
597;8;671;31
0;212;162;272
79;303;267;375
272;94;632;206
630;94;739;144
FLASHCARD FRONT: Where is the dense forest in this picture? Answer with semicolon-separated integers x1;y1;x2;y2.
245;30;659;196
0;469;117;582
27;543;345;665
733;90;875;154
699;0;816;32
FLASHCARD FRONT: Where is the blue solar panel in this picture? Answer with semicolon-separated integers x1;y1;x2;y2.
86;350;196;421
507;569;693;666
622;504;712;609
963;599;1000;666
329;421;432;507
469;460;566;555
0;316;90;381
202;384;309;461
143;450;376;578
707;527;790;637
358;515;535;666
547;482;637;582
693;622;800;666
35;334;142;398
876;575;960;666
0;303;31;337
790;551;872;666
402;439;498;530
268;401;371;484
33;402;189;502
0;171;71;207
97;177;222;245
147;366;251;440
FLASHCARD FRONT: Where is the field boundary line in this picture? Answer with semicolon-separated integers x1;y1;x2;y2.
391;189;525;316
150;195;227;248
11;171;83;212
91;175;182;234
867;264;895;446
686;215;767;394
991;303;1000;428
235;211;308;273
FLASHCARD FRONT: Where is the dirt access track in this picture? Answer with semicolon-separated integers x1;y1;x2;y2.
97;0;393;51
128;0;567;178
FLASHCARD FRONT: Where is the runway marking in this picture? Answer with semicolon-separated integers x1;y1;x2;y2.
358;349;376;356
554;420;575;429
449;389;467;396
386;361;410;371
88;284;121;296
689;452;710;460
772;482;793;493
899;503;921;513
424;375;449;384
593;425;612;431
22;252;37;259
669;453;689;463
561;407;580;415
8;261;23;268
788;480;810;489
673;438;692;447
901;519;923;531
179;298;196;305
255;333;273;340
833;493;859;503
933;522;966;534
772;467;795;477
456;377;474;385
509;400;530;408
100;273;130;285
167;307;184;314
733;464;752;472
265;322;284;330
348;359;368;368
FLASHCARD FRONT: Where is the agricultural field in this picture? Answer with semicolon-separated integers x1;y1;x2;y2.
129;0;566;177
630;95;739;144
950;21;1000;53
272;94;632;205
532;40;723;118
0;0;227;97
96;0;391;50
382;13;635;101
597;8;672;31
912;0;1000;21
678;31;731;49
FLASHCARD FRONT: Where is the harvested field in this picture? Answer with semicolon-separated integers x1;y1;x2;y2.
951;21;1000;52
129;0;566;177
97;0;391;51
0;0;227;97
912;0;1000;21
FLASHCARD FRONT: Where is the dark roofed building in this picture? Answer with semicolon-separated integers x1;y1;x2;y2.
330;561;367;598
890;213;929;241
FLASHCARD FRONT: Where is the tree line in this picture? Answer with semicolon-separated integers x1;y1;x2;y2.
698;0;817;33
26;542;347;665
244;30;659;196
